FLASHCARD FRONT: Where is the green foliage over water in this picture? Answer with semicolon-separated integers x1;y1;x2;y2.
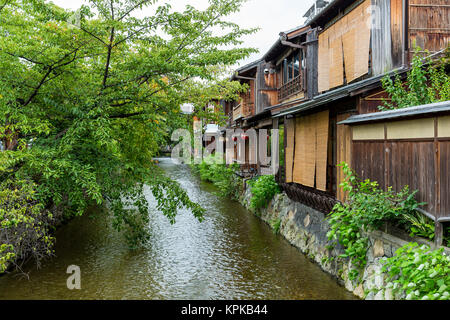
0;0;255;270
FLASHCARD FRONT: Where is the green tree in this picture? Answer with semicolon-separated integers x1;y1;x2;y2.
0;0;256;269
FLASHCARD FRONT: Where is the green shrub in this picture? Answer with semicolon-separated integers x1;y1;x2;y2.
382;242;450;300
247;175;280;210
327;163;423;280
270;218;281;234
191;154;241;199
0;179;55;272
399;210;435;241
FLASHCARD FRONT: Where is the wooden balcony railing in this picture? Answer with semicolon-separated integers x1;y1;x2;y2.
233;104;242;121
242;101;254;118
278;74;304;101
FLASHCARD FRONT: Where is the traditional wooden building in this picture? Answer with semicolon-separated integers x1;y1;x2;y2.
338;101;450;245
226;0;449;240
271;0;449;245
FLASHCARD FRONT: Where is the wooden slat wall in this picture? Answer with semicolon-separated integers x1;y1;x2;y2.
258;61;278;112
306;28;319;99
409;0;450;54
439;141;450;220
388;141;436;213
352;141;386;188
336;113;353;202
351;117;450;221
390;0;403;68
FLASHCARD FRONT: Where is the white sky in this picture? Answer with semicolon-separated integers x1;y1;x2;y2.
51;0;316;68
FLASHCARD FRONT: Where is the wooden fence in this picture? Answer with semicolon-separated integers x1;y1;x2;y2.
346;113;450;245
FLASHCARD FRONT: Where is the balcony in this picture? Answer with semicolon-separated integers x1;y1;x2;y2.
242;101;254;118
233;104;243;121
278;74;304;101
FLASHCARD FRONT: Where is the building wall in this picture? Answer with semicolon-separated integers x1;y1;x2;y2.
409;0;450;57
350;115;450;220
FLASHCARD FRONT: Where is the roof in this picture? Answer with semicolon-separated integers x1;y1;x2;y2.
303;0;330;18
263;25;310;63
230;59;261;80
243;109;271;124
338;101;450;125
273;67;408;118
307;0;349;27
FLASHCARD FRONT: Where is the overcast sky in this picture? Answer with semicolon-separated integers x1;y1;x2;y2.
52;0;316;68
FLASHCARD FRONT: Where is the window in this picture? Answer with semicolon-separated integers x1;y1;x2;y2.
283;50;303;84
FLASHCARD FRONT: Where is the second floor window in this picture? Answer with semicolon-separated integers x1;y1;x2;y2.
283;50;303;84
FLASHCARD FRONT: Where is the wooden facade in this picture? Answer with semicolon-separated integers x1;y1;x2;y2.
342;107;450;245
223;0;449;244
409;0;450;57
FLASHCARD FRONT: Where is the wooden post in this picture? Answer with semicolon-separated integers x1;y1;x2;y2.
435;221;443;247
306;28;319;99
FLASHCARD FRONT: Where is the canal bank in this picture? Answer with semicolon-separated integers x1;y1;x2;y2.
0;159;355;300
238;181;450;300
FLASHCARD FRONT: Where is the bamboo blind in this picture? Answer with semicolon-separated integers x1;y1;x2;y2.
315;110;330;191
293;116;316;187
347;0;371;82
291;110;330;190
329;24;345;89
318;0;371;91
318;29;330;93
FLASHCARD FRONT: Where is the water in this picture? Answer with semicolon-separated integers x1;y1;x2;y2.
0;158;355;300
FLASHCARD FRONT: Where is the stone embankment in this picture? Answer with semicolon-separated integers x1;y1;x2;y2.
239;186;449;300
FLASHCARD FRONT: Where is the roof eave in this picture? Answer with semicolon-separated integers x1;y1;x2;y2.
338;101;450;125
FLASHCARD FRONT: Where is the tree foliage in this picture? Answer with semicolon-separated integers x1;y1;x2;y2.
0;0;256;269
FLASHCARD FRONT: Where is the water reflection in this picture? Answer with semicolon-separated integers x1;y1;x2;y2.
0;158;355;300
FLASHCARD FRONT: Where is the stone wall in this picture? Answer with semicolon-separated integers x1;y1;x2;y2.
239;187;448;300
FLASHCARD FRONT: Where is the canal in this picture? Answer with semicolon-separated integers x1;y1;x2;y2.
0;158;355;300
